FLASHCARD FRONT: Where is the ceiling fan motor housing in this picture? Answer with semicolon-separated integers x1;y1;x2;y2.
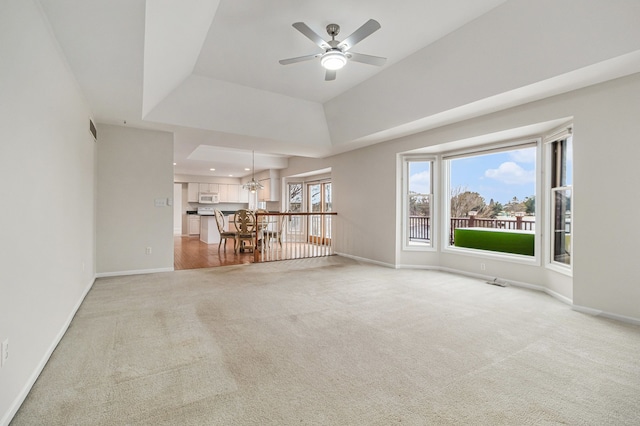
326;23;340;38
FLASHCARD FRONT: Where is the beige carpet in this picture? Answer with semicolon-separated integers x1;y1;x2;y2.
12;256;640;425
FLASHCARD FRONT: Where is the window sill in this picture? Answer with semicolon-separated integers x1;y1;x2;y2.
403;242;436;252
546;261;573;277
443;245;540;266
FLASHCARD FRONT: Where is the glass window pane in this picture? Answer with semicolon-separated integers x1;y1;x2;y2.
407;160;432;246
288;183;302;213
448;146;536;256
553;189;571;264
309;184;321;212
409;161;430;195
564;136;573;187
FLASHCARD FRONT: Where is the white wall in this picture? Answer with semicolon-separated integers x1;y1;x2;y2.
283;72;640;322
325;0;640;145
0;1;96;423
96;125;174;275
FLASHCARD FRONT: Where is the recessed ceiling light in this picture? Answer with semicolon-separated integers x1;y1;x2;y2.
229;174;233;177
210;168;215;171
173;163;176;166
244;168;251;171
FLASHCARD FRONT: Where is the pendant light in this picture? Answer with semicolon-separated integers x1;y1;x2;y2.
242;150;264;193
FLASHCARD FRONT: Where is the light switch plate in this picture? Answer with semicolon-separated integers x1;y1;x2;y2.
1;339;8;367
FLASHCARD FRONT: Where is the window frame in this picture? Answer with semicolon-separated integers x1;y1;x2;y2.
441;138;542;265
545;127;573;275
401;155;436;251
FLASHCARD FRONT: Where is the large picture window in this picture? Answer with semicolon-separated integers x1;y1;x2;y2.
445;142;537;257
548;132;573;268
403;158;433;248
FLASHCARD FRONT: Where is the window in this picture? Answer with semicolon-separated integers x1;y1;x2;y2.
403;158;433;248
287;182;303;213
286;182;303;235
445;142;537;257
308;181;332;244
548;131;573;268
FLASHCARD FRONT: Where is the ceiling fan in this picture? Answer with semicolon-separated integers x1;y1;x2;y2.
279;19;387;81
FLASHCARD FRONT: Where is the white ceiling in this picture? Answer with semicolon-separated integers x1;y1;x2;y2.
36;0;640;178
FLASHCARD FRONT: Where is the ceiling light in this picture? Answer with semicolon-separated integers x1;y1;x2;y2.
210;168;215;171
242;150;264;194
244;168;251;171
321;50;347;70
173;163;176;166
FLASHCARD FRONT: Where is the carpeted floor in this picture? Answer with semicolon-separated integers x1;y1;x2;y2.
11;256;640;425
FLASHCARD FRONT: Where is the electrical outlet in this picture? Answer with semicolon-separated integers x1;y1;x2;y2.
146;247;152;255
1;339;8;367
480;263;486;271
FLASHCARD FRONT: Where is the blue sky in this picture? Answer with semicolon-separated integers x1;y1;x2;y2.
409;147;538;205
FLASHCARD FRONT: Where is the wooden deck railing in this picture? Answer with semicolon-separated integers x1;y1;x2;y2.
409;216;431;241
253;212;337;262
449;216;534;244
408;215;536;245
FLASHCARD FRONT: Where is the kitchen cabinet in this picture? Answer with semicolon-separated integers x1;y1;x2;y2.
199;183;219;194
216;184;249;203
188;215;201;235
258;178;280;202
199;216;220;244
187;182;200;202
237;185;249;203
218;184;229;202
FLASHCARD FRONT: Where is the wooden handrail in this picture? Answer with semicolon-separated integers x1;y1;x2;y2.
252;212;337;262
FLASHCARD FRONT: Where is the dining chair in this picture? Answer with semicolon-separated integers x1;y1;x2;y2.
214;209;236;253
234;209;257;253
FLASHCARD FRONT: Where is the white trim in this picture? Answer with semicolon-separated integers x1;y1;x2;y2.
544;130;574;275
335;252;396;269
96;267;174;278
543;124;573;144
1;275;96;426
443;245;540;266
572;304;640;326
399;154;435;251
337;254;574;308
442;138;542;265
441;138;538;160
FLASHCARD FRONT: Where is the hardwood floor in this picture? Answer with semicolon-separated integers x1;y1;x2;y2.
174;236;253;270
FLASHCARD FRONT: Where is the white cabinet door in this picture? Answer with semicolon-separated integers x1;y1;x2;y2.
218;184;229;202
258;179;270;202
258;178;279;201
187;182;199;202
188;216;201;235
199;183;219;193
238;185;249;203
226;184;240;202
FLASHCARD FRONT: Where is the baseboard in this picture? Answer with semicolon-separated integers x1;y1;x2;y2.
572;304;640;326
1;275;96;426
96;267;174;278
335;252;396;269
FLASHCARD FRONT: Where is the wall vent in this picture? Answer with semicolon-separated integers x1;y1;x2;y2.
89;118;97;141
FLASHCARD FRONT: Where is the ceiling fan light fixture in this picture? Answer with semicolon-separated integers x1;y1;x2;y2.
321;50;347;70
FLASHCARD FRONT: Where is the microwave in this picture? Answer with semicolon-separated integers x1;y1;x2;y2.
198;192;219;204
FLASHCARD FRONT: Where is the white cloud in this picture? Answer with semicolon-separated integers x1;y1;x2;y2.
485;162;535;185
509;148;536;163
409;171;430;194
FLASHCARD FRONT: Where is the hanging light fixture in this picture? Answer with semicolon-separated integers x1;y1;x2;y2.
242;150;264;193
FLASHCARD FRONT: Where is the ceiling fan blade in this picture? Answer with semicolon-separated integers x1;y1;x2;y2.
279;53;321;65
292;22;330;50
337;19;381;51
325;70;336;81
347;52;387;67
